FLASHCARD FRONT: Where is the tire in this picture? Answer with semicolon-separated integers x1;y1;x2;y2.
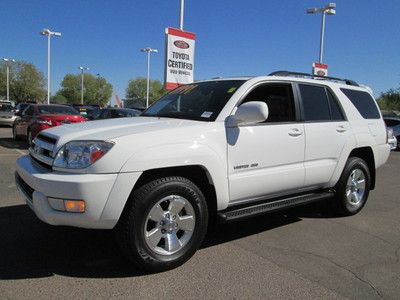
12;125;20;140
332;157;371;216
27;129;33;146
116;176;209;272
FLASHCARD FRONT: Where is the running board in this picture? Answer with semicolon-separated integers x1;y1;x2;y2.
218;191;334;222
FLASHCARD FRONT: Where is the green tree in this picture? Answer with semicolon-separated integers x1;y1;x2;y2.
377;87;400;111
0;60;46;102
57;73;113;106
51;94;67;104
126;77;167;106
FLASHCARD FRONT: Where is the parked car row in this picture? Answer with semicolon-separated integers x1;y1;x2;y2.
9;103;142;144
384;117;400;150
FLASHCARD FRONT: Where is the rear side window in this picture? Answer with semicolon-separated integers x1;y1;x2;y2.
299;84;330;121
341;88;380;119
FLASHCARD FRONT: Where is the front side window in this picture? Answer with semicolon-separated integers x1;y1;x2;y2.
142;80;245;121
242;83;296;122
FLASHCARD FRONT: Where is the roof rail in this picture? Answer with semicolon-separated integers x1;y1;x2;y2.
268;70;359;87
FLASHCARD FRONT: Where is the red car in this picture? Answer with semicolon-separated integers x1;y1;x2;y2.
13;104;87;144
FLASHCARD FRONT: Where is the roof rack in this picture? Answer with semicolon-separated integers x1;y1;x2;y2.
268;70;359;87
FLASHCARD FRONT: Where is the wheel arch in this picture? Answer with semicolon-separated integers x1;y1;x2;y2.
120;165;218;225
348;147;376;190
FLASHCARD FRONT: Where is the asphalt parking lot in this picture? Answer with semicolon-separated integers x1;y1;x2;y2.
0;126;399;299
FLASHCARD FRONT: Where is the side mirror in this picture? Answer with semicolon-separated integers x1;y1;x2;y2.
227;101;269;127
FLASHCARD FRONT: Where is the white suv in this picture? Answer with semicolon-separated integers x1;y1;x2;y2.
15;71;390;271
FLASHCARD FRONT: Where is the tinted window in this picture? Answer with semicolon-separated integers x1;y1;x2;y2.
242;83;295;122
384;119;400;127
99;110;110;119
327;89;345;121
0;104;13;112
341;88;380;119
300;84;330;121
24;105;34;116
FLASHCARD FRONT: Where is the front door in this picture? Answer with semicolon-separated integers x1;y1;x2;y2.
227;82;305;204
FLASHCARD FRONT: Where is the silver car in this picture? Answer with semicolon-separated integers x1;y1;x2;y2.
0;103;17;126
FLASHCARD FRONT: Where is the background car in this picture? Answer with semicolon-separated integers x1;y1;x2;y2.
93;108;141;120
70;104;101;120
384;117;400;150
13;104;87;144
0;103;17;126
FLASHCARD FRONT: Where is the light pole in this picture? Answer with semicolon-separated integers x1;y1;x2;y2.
306;3;336;63
2;58;15;101
140;47;158;108
179;0;185;30
40;28;61;104
79;66;89;104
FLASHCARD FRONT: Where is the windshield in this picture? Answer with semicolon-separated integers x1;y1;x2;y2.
39;105;79;115
142;80;244;121
0;104;13;112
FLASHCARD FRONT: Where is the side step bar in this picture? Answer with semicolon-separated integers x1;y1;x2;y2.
218;191;335;222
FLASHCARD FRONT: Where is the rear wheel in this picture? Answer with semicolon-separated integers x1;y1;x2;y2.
12;125;20;140
332;157;371;215
116;176;208;272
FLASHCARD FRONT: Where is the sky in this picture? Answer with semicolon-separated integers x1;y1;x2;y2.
1;0;399;104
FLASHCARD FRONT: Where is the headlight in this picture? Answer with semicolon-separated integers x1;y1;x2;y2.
53;141;114;169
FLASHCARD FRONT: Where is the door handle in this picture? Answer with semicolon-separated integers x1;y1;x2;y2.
336;125;347;133
288;128;303;137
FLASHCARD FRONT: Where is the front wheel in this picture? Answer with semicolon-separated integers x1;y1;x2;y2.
116;176;209;272
332;157;371;216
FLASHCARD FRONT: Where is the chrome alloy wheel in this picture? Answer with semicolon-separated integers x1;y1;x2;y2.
345;168;366;206
144;195;196;256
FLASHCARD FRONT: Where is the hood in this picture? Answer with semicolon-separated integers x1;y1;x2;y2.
0;111;15;117
40;116;205;146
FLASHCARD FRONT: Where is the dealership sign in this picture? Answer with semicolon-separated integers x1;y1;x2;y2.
164;27;196;90
312;62;328;77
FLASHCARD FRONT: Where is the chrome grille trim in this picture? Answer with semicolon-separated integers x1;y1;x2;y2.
29;134;57;168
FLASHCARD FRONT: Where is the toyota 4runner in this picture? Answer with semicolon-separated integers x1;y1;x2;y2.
15;71;390;272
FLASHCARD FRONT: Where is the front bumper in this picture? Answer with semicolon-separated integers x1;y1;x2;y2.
15;155;141;229
388;137;397;150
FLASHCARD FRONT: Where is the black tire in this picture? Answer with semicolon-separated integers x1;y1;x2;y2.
27;128;33;146
116;176;209;272
12;125;20;140
332;157;371;216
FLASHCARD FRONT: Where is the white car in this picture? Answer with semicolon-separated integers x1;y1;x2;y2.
15;71;390;272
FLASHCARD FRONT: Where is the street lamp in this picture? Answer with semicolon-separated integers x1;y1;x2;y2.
78;66;89;104
2;58;16;102
140;47;158;108
40;28;62;104
306;3;336;63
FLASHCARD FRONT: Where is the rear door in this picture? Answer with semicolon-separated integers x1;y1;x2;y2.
298;83;353;187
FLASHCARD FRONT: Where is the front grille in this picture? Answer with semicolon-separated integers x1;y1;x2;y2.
29;133;57;169
36;133;57;144
15;173;34;201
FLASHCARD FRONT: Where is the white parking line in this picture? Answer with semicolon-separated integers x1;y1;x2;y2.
15;149;27;155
